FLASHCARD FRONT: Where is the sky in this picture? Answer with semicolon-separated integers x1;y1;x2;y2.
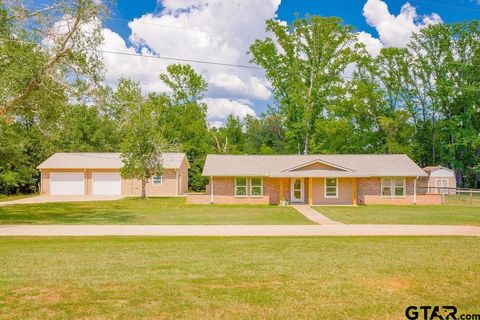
97;0;480;127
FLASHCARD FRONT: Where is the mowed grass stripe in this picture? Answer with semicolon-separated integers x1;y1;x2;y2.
315;205;480;226
0;197;314;225
0;236;478;319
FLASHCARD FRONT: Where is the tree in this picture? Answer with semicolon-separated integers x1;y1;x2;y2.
117;79;174;199
154;64;211;191
250;16;360;154
1;0;106;114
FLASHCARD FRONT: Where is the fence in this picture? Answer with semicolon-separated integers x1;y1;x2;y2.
417;187;480;206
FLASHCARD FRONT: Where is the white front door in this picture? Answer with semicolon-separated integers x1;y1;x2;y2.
50;172;85;195
291;178;304;203
92;172;121;195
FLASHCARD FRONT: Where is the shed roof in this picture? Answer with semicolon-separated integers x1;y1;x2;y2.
423;165;454;173
202;154;427;178
37;152;188;170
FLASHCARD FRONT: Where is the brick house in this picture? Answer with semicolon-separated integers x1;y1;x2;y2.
186;154;441;205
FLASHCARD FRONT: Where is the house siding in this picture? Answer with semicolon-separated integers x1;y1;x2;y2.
311;178;354;205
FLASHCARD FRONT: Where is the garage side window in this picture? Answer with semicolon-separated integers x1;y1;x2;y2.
152;175;163;186
235;178;247;196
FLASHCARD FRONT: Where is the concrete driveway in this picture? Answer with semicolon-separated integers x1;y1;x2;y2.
0;224;479;236
0;195;124;206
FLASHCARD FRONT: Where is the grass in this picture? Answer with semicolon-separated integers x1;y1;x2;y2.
315;205;480;225
0;197;313;225
444;194;480;206
0;194;37;202
0;236;478;319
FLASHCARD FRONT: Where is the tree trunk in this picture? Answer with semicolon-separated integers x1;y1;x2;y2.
303;131;309;155
141;179;147;199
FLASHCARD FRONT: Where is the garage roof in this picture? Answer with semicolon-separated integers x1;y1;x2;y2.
37;152;189;170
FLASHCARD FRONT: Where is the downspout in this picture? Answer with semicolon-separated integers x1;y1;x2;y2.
414;177;418;205
39;170;42;195
175;169;179;195
210;176;214;204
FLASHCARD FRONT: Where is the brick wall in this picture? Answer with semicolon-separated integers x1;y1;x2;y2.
186;176;280;205
356;177;441;205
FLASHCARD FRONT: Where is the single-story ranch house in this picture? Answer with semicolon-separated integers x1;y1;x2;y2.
37;153;189;196
186;154;442;205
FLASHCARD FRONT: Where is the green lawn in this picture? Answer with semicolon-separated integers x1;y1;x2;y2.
0;194;37;202
0;237;478;319
315;205;480;225
444;194;480;206
0;197;313;225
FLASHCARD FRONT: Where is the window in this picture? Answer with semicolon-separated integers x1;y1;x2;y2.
235;177;247;196
381;178;392;196
152;175;163;186
381;177;405;197
325;178;338;198
250;177;263;196
394;178;405;196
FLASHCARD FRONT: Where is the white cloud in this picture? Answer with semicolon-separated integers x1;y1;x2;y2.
203;98;256;124
357;31;383;57
363;0;442;48
100;0;279;125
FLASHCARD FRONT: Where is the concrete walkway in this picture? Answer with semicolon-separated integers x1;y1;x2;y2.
0;224;479;236
0;195;124;206
291;205;343;225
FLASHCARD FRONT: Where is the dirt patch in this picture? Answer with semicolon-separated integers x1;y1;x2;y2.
364;276;413;293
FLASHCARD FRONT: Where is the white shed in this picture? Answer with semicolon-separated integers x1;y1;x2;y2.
420;166;457;194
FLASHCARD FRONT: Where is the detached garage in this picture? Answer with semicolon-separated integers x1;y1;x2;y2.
37;152;190;197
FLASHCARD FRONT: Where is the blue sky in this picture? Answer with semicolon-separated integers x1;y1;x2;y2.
97;0;479;126
106;0;480;45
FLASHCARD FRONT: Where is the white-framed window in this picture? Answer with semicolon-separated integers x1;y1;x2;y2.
381;177;405;197
435;179;448;188
250;177;263;197
152;175;163;186
235;177;248;196
324;178;338;198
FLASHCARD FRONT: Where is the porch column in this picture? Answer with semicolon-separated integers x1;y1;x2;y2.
352;178;357;206
279;179;284;203
308;178;313;206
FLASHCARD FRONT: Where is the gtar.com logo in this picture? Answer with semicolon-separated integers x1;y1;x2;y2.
405;306;457;320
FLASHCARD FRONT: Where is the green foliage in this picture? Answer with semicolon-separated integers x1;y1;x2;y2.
1;7;479;195
117;79;173;199
153;64;211;191
250;16;361;154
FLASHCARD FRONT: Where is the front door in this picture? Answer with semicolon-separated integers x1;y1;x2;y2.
291;178;304;203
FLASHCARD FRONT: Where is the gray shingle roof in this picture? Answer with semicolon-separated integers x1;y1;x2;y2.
202;154;427;177
37;152;188;170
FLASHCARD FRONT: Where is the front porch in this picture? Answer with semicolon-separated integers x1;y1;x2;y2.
279;177;357;206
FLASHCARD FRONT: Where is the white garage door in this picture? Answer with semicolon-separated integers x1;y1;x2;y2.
50;172;85;195
92;172;121;195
